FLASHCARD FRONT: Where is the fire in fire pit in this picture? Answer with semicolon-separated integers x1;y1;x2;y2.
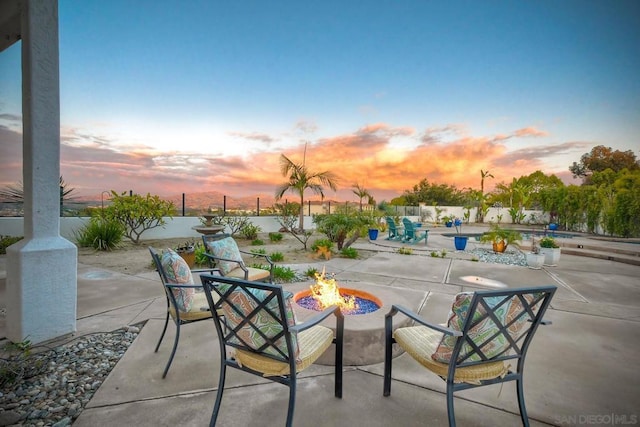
295;268;380;315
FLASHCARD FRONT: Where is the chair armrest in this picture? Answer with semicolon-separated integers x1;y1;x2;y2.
239;250;275;268
164;283;207;290
203;253;245;267
387;305;462;337
191;267;223;275
290;306;341;333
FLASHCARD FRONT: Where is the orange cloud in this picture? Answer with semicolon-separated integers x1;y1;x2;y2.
0;120;589;203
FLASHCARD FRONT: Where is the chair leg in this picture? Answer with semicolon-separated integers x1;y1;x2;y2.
154;312;170;353
383;317;393;397
210;364;227;427
286;377;297;427
446;384;456;427
335;321;344;399
162;321;180;378
516;378;530;427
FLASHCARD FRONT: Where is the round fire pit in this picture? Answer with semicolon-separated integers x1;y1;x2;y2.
291;282;425;366
294;288;381;315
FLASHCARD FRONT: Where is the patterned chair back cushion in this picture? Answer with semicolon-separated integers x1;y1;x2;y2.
160;248;195;312
206;237;244;275
432;291;536;363
217;284;300;361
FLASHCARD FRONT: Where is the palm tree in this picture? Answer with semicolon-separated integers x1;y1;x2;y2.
480;169;494;195
478;169;494;223
275;147;339;230
352;183;372;211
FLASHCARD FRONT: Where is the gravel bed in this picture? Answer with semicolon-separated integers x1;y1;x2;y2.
467;248;528;266
0;326;139;427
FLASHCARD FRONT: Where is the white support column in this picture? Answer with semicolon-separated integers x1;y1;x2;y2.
6;0;77;344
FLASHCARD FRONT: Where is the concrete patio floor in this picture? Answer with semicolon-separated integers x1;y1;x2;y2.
1;228;639;426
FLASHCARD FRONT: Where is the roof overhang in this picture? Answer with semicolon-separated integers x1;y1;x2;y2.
0;0;21;52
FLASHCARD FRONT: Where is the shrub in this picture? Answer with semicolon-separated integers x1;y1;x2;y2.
340;247;358;259
311;239;334;252
270;252;284;262
398;247;413;255
272;265;298;283
250;248;267;256
0;235;23;254
304;267;319;278
194;242;208;266
539;236;559;248
240;223;261;240
74;217;124;251
251;239;264;246
268;232;283;242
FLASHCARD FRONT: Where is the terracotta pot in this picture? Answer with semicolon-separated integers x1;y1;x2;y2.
492;241;506;253
177;249;196;268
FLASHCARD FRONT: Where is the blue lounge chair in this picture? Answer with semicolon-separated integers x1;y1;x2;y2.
401;217;428;245
385;217;404;241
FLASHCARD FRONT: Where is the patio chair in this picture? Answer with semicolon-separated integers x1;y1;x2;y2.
384;285;556;427
401;217;428;245
202;234;275;283
200;274;344;427
385;216;404;241
149;247;223;378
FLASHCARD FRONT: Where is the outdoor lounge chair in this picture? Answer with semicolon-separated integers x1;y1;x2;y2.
149;247;223;378
202;234;275;283
200;274;344;427
385;216;404;241
401;217;428;245
384;285;557;426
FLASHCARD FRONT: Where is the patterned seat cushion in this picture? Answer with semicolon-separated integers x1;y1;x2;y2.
160;248;195;312
218;284;299;361
205;237;244;275
432;292;534;363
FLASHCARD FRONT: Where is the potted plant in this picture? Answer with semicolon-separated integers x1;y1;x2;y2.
453;218;468;251
443;215;454;228
525;234;545;269
539;236;561;266
175;240;196;268
480;225;522;253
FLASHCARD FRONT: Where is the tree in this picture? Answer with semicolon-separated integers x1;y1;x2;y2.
103;191;175;244
275;146;339;230
352;183;372;211
477;169;494;223
480;169;494;195
402;178;465;206
313;206;374;250
569;145;639;182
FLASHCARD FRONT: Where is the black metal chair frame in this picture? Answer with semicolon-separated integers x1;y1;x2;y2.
149;247;222;378
200;274;344;427
384;285;557;427
201;233;275;283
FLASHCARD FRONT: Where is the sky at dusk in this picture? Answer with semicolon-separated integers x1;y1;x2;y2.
1;0;639;203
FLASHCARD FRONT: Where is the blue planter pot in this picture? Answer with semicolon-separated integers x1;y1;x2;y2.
454;236;468;251
368;229;379;240
549;223;558;231
445;222;453;228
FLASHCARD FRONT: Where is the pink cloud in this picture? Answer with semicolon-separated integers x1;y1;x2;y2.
0;120;591;203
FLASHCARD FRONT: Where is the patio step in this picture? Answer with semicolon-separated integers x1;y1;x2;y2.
559;246;640;266
519;240;640;266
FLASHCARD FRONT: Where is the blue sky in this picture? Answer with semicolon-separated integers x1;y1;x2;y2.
1;0;638;202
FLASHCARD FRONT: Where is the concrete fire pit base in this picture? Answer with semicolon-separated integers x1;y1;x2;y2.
288;281;429;366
